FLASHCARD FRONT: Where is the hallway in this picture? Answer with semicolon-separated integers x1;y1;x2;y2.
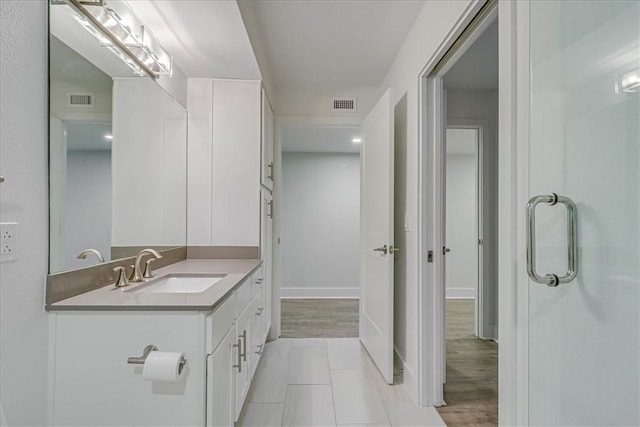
436;300;498;426
236;338;445;426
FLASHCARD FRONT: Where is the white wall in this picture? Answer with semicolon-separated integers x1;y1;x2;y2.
445;130;478;299
276;86;384;124
446;89;499;338
0;1;49;425
281;152;360;298
380;0;474;400
64;151;112;270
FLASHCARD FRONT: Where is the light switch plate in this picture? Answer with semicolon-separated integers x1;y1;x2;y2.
0;222;18;262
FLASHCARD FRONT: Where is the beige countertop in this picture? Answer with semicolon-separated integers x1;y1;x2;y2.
49;259;262;311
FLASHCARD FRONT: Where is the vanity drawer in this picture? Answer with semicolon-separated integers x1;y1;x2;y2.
252;265;264;296
235;277;252;317
207;293;236;354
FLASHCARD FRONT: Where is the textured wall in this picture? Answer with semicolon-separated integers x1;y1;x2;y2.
0;1;50;425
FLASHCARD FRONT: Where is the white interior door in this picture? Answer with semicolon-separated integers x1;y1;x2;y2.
359;89;395;384
526;1;639;425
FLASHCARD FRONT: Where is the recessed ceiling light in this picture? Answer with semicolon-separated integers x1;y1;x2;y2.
352;137;362;144
104;134;113;142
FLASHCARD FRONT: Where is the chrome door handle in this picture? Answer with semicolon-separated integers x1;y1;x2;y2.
239;330;247;362
390;245;400;253
232;339;242;373
526;193;578;287
373;245;388;254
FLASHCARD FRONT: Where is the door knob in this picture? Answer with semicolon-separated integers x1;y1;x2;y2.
390;245;400;253
373;245;388;254
443;247;451;254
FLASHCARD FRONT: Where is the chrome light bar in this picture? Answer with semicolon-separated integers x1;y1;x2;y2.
51;0;172;79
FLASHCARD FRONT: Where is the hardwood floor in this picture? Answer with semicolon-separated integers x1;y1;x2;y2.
280;298;359;338
436;299;498;426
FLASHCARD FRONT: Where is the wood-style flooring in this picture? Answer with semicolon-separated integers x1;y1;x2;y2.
280;298;359;338
436;299;498;426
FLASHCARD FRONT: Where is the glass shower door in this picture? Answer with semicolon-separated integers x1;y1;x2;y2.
528;1;639;425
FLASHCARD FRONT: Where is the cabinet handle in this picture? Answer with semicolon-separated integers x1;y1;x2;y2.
232;339;242;373
240;330;247;362
255;344;264;355
255;307;264;316
267;162;274;180
267;201;273;219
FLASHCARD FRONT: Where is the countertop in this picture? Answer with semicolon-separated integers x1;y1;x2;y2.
49;259;262;311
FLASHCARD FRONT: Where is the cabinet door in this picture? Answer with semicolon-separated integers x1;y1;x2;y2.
207;326;236;427
234;309;251;421
260;189;273;339
211;80;261;246
261;87;274;191
250;287;265;378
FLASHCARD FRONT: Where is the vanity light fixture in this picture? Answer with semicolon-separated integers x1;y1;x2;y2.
51;0;172;79
352;137;362;144
620;69;640;93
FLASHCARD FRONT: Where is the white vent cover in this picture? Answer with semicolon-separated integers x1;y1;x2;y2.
331;97;357;113
68;93;95;108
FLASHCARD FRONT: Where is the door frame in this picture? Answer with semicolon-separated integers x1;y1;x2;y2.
418;0;530;424
445;122;485;338
272;116;363;340
416;0;507;410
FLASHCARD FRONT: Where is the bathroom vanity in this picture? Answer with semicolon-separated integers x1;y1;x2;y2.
48;259;268;426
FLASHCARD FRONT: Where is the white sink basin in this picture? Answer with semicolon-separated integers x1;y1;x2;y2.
130;274;226;294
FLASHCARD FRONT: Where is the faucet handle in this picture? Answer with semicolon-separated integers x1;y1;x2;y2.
128;265;136;281
113;266;129;288
143;258;156;279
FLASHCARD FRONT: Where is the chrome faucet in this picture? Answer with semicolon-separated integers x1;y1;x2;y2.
130;248;163;282
76;248;105;263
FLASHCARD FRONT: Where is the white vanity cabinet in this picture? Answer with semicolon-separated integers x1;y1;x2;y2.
50;268;268;427
187;79;261;247
261;87;274;192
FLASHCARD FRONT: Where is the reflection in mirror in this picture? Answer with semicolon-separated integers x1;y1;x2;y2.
49;3;187;274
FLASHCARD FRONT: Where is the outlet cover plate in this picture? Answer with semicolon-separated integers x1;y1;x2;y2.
1;222;18;262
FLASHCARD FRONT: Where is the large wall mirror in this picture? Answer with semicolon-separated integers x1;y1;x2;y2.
48;2;187;274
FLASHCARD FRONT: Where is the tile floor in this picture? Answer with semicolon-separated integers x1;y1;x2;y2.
236;338;446;427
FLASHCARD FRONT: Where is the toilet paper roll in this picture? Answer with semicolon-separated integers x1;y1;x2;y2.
142;351;185;382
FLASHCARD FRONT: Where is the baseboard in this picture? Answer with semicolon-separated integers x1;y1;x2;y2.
280;287;359;299
445;287;475;299
394;347;418;404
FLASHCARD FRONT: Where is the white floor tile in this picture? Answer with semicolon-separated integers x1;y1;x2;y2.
330;369;390;425
263;339;294;360
336;424;390;427
248;357;290;403
382;401;446;427
327;338;374;370
288;346;331;384
364;365;411;403
237;403;284;427
293;338;327;347
282;385;336;427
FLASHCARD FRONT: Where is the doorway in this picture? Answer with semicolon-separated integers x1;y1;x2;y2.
277;124;362;338
417;0;499;420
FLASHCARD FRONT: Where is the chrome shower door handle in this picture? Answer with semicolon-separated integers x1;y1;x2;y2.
526;193;578;287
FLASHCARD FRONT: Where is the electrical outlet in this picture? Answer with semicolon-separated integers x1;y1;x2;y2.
1;222;18;262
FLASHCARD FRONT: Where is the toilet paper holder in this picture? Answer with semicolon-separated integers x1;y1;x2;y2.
127;344;187;374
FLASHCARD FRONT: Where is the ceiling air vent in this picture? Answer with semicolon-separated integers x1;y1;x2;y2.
68;93;95;108
331;97;357;113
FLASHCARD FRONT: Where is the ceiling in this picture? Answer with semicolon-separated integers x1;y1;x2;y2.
126;0;424;92
126;1;261;79
66;122;113;152
444;19;498;90
282;126;361;153
249;0;425;90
